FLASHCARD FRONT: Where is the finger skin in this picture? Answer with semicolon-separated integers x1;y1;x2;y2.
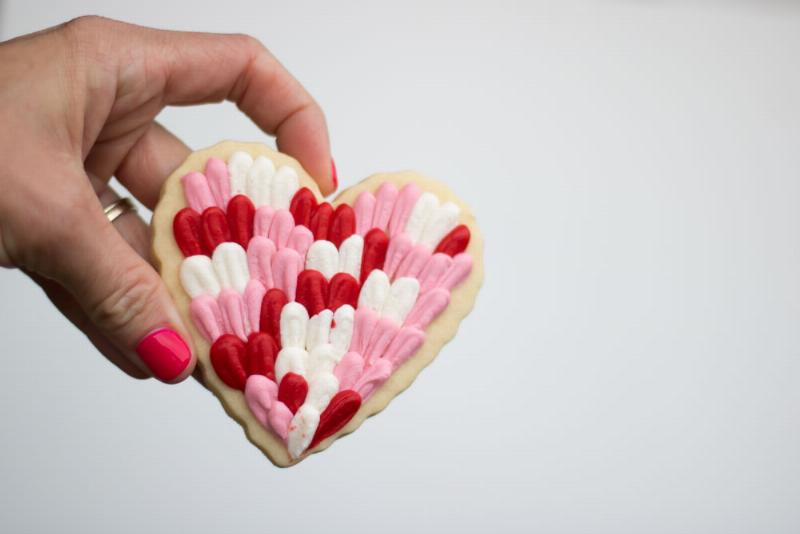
74;17;333;196
109;122;192;210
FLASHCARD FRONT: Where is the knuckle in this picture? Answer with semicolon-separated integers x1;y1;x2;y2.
87;265;161;336
62;15;108;35
233;33;267;54
59;15;118;59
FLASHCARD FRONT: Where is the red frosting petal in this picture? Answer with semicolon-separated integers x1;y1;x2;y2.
308;390;362;450
259;288;288;347
328;204;356;247
327;272;360;311
360;228;389;283
289;187;317;228
278;373;308;414
245;332;277;381
210;334;248;390
434;224;471;256
226;194;255;248
310;202;334;241
201;207;231;253
173;207;205;256
296;269;329;317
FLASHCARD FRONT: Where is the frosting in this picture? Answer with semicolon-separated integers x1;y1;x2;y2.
337;234;364;279
371;182;399;230
212;242;249;293
219;288;249;340
268;209;295;249
278;372;308;413
246;155;276;207
287;404;320;459
360;228;389;283
206;157;231;208
253;205;275;237
353;191;376;235
180;255;221;298
227;151;253;195
174;149;475;460
306;240;339;279
388;183;422;236
201;207;231;253
182;171;215;212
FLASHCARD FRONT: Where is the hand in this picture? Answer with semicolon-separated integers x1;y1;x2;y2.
0;16;335;383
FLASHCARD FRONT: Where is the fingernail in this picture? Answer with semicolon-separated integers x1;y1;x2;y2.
331;158;338;191
136;327;192;382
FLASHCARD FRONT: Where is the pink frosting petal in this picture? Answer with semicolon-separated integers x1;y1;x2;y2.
286;225;314;258
364;317;399;368
394;243;431;279
417;253;454;293
371;182;399;231
438;252;473;291
243;279;267;335
245;375;278;426
272;247;301;301
403;288;449;330
388;183;422;237
269;209;295;249
181;171;215;212
383;326;426;370
268;401;293;441
350;307;379;355
384;233;414;278
189;295;224;342
354;191;376;236
253;206;275;238
205;157;231;207
334;351;365;391
246;236;276;288
354;359;393;400
218;288;249;340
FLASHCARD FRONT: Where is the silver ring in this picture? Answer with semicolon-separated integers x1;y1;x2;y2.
104;197;136;223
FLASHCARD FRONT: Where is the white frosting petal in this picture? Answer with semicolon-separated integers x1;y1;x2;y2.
211;242;250;293
179;255;221;298
271;166;300;210
358;269;391;312
246;155;275;207
280;301;309;349
306;309;334;352
305;372;339;412
382;277;420;324
419;202;460;249
306;240;339;279
227;151;253;196
306;343;339;379
337;234;364;278
287;405;320;459
404;192;439;242
275;346;308;383
330;305;355;359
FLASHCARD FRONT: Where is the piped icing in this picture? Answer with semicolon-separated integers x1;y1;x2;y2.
173;150;473;460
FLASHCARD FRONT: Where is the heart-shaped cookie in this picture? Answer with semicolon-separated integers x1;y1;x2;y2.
152;141;483;466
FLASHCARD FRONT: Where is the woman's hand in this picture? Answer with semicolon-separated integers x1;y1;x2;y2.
0;16;335;382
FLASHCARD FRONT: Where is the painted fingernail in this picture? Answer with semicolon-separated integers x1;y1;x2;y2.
136;327;192;382
331;158;338;191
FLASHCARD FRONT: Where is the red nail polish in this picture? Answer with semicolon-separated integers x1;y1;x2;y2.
136;327;192;382
331;158;338;191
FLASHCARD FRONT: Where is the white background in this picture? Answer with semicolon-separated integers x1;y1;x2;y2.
2;1;800;533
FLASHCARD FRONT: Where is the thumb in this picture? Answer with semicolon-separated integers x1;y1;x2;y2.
45;180;195;383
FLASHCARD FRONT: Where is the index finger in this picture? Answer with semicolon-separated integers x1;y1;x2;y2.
126;21;335;194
